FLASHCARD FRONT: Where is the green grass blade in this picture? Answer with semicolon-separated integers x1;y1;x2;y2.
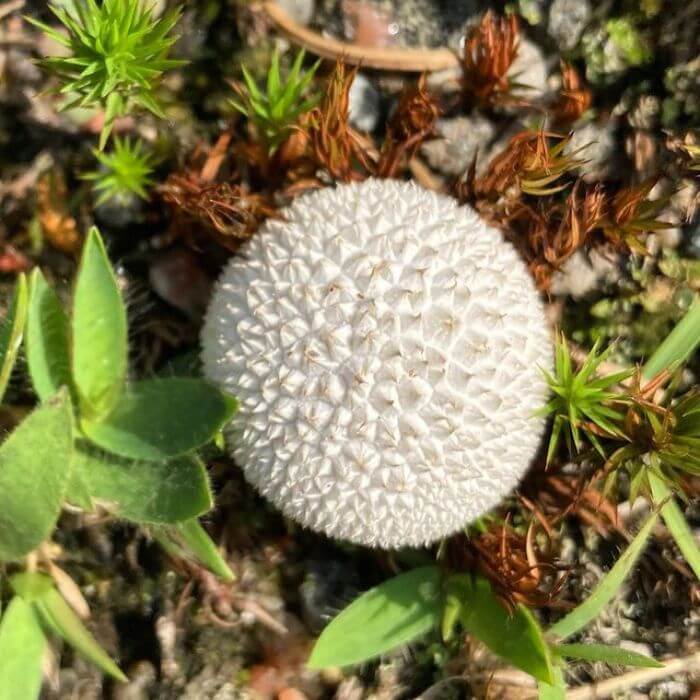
555;643;662;668
548;512;658;640
642;298;700;380
649;471;700;580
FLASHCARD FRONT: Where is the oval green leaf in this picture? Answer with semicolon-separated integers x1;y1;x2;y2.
33;586;127;683
0;597;46;700
73;444;212;523
72;227;127;420
26;269;72;402
9;572;56;602
555;643;662;668
548;512;658;640
0;389;73;561
0;273;29;403
308;566;442;669
446;574;554;685
82;378;238;461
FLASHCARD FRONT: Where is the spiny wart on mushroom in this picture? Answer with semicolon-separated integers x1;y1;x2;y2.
202;179;553;548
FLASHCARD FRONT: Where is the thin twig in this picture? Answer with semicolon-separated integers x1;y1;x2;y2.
566;650;700;699
0;0;24;22
263;1;459;72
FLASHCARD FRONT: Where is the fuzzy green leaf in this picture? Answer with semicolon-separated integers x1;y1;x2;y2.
446;574;554;684
0;597;46;700
72;227;127;420
32;583;127;682
73;444;212;523
308;567;442;669
82;378;238;461
555;643;662;668
0;389;73;561
548;512;658;640
26;269;72;402
0;273;28;403
153;519;235;582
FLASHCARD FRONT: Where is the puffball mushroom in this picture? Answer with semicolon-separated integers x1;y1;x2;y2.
202;179;553;548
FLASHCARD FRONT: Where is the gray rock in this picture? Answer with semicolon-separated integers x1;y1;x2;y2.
548;0;591;51
566;120;619;182
420;114;495;177
277;0;316;26
348;72;381;133
550;250;620;299
510;38;548;96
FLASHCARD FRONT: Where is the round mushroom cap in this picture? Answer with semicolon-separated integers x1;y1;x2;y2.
202;179;553;548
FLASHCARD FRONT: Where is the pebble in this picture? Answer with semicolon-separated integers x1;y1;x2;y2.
566;120;620;182
548;0;591;51
420;114;495;177
510;38;549;97
277;0;316;26
550;250;620;298
149;248;212;320
348;72;382;133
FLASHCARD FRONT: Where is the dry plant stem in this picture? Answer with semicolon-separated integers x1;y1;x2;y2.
408;157;445;191
0;0;23;22
566;650;700;700
263;1;459;71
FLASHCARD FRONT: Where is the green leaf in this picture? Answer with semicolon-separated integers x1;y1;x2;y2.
72;227;127;421
555;643;662;668
308;567;442;669
73;443;212;523
82;378;238;461
0;273;28;403
0;597;46;700
537;665;566;700
32;585;127;682
0;389;73;561
446;575;554;684
152;518;235;582
9;572;55;602
649;471;700;580
548;512;658;640
642;298;700;380
26;269;72;402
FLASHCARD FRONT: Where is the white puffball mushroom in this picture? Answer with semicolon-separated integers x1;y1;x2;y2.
202;179;553;548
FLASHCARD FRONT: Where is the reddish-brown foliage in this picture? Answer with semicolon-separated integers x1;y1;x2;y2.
550;62;592;124
456;130;586;204
447;518;567;611
306;61;374;181
376;75;441;177
461;11;520;106
598;179;673;254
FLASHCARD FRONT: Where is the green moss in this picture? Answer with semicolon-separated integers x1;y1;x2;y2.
605;18;652;66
